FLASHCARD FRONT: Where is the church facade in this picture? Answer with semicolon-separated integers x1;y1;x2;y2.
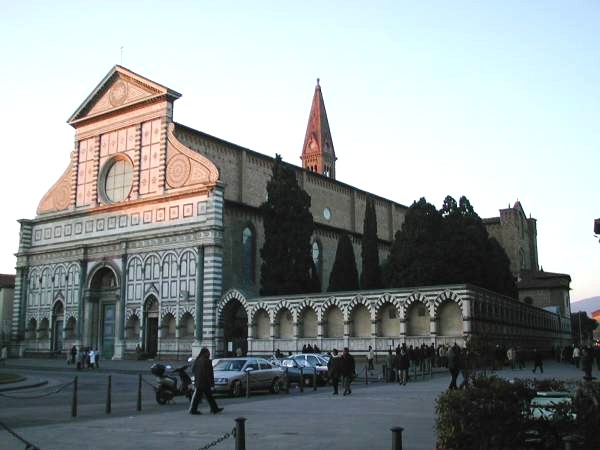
10;67;570;359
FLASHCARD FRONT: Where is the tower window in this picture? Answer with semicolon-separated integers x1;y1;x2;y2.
242;226;255;284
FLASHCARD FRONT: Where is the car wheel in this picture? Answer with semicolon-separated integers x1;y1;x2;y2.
270;378;281;394
231;381;242;397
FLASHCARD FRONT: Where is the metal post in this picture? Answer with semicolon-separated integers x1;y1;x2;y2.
383;365;387;383
235;417;247;450
365;366;368;385
313;368;317;391
245;372;250;398
299;367;304;392
563;435;577;450
106;375;112;414
391;426;404;450
137;374;142;411
71;376;78;417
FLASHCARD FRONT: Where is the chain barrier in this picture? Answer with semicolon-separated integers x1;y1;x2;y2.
197;427;236;450
0;380;74;400
0;419;40;450
140;376;157;390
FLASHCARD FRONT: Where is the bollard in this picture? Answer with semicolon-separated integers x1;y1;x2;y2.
106;375;112;414
365;366;368;385
71;376;78;417
235;417;247;450
390;426;404;450
137;373;142;411
313;368;317;391
284;368;289;394
562;435;577;450
245;371;250;398
299;367;304;393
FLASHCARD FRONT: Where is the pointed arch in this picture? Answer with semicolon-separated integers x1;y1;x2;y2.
347;294;373;320
249;302;273;323
297;299;318;338
218;289;250;319
433;290;464;317
319;296;344;322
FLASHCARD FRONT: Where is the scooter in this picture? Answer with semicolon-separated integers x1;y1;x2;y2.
151;361;193;405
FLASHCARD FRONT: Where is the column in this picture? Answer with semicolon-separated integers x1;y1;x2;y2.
9;266;28;357
293;322;300;352
114;248;127;359
343;320;350;349
192;246;204;358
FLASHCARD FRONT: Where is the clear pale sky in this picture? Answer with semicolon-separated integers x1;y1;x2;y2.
1;1;598;301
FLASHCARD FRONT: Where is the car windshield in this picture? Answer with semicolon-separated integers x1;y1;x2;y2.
214;359;246;371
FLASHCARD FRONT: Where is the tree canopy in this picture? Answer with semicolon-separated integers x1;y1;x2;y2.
360;196;382;289
328;234;359;292
384;195;517;297
259;155;315;295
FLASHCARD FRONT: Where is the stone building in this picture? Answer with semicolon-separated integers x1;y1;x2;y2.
10;66;569;359
0;274;15;350
484;201;539;275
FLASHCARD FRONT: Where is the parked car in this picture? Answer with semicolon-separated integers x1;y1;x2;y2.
212;357;284;397
281;354;329;386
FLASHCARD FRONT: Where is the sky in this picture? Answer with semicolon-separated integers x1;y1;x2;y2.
0;1;599;302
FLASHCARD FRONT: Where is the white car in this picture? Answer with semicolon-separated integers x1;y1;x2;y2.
212;357;284;397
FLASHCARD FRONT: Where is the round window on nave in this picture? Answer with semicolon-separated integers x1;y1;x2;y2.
102;156;133;203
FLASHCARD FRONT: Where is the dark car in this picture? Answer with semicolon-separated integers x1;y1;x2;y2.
281;354;329;386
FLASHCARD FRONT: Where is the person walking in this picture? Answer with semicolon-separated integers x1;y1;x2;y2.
70;345;77;365
385;349;394;382
396;348;409;385
340;347;355;396
89;349;97;369
581;346;593;380
532;349;544;374
367;345;375;371
446;343;461;390
189;347;223;415
507;347;516;370
572;346;581;369
327;349;342;394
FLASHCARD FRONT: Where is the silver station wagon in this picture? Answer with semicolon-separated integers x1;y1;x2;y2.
212;357;284;396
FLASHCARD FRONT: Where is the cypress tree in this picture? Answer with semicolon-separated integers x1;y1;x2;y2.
259;155;314;295
360;196;382;289
328;234;359;292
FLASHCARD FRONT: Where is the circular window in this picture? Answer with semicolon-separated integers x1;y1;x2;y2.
102;157;133;203
323;207;332;221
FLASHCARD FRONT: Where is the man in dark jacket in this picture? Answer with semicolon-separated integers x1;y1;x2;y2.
340;347;355;396
189;347;223;415
327;348;342;394
446;344;461;390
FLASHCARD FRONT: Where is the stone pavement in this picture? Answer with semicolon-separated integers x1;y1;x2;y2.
0;359;594;450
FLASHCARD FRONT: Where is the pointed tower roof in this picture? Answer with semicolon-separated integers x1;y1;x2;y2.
301;79;336;177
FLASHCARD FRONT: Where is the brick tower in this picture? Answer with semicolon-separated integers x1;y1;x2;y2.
300;79;337;179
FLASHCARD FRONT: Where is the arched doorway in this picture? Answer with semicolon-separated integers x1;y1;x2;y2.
88;267;119;359
144;296;159;357
222;299;247;356
52;301;65;352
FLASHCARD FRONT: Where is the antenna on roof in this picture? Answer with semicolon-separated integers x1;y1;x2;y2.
120;46;124;65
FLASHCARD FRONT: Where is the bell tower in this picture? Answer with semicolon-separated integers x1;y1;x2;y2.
300;79;337;179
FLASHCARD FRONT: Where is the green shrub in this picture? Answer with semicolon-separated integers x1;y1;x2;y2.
436;376;599;450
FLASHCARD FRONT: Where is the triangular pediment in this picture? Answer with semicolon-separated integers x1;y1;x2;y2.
68;65;181;126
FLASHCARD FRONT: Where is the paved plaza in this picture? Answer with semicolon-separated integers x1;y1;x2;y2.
0;358;594;450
